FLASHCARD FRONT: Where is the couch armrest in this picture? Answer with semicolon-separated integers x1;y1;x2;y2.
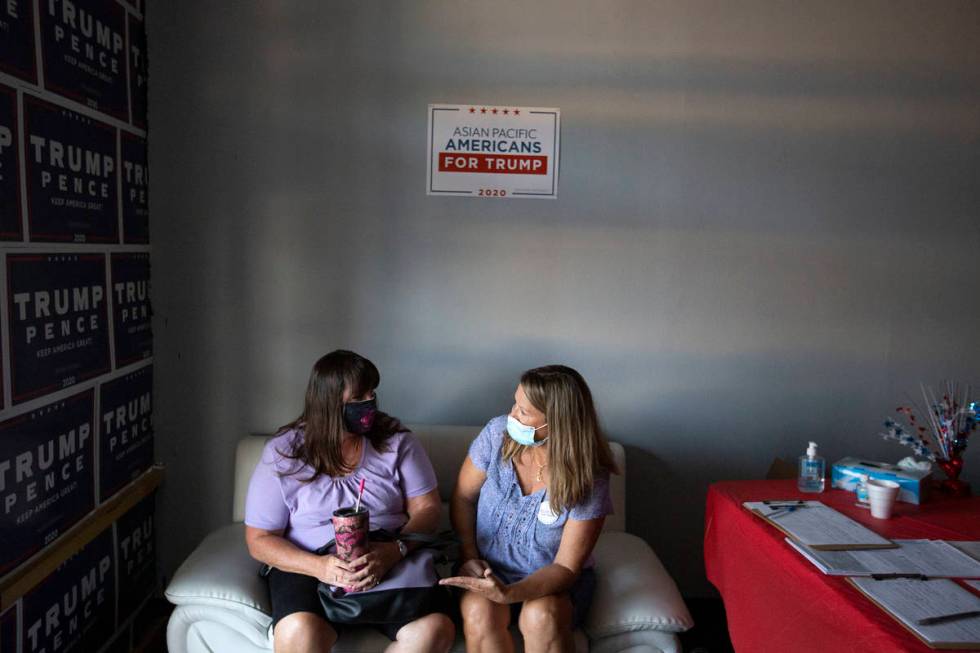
586;532;693;639
165;522;273;628
168;604;273;653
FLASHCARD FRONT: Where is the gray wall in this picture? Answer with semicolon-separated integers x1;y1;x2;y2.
148;1;980;597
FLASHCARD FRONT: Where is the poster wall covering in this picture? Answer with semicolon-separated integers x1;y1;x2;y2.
120;133;148;243
127;13;147;129
0;390;95;576
115;493;155;623
0;0;37;83
22;528;115;653
7;253;111;403
24;96;118;243
1;1;153;649
99;365;152;501
39;0;129;121
110;252;151;366
0;82;22;240
1;604;17;652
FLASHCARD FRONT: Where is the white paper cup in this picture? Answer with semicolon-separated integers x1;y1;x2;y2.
867;479;900;519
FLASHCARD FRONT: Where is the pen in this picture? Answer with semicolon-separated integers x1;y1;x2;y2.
915;610;980;626
767;506;808;518
870;573;928;580
763;501;808;514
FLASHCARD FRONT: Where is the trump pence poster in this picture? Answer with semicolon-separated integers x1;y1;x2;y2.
427;104;560;199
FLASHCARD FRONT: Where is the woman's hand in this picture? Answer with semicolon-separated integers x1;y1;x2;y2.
439;566;512;604
347;541;403;591
458;558;491;578
317;554;361;587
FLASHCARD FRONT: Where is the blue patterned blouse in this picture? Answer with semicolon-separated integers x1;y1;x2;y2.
468;415;613;584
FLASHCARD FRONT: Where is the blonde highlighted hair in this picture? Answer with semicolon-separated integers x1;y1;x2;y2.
502;365;617;514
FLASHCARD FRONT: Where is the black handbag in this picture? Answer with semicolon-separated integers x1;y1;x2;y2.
314;530;457;626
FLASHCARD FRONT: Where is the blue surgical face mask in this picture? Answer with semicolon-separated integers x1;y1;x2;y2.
506;415;548;447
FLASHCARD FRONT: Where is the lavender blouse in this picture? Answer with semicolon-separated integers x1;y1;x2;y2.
469;416;613;584
244;429;438;552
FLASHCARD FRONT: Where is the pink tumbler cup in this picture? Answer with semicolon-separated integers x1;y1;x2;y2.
332;507;369;592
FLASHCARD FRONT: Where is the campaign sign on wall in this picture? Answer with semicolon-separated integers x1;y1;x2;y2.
24;96;118;243
22;528;115;653
116;493;155;623
110;252;150;365
39;0;129;121
426;104;560;199
120;133;148;242
99;365;152;500
128;13;147;129
0;390;95;576
7;253;111;403
0;0;37;83
0;83;21;241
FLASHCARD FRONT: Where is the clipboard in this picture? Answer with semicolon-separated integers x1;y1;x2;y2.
743;500;896;550
785;538;980;578
847;577;980;649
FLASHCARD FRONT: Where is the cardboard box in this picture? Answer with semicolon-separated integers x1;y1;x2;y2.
831;457;931;504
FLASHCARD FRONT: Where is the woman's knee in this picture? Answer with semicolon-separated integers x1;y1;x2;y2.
273;612;336;652
397;612;456;650
518;595;572;639
460;591;509;633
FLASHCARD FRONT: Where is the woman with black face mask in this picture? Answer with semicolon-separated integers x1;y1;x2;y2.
244;350;455;653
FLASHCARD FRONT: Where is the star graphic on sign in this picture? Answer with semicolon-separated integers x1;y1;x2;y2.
469;107;475;113
492;108;498;114
514;109;520;115
503;109;509;115
481;107;487;114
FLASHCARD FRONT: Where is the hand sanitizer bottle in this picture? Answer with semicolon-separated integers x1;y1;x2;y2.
856;474;869;504
798;441;825;493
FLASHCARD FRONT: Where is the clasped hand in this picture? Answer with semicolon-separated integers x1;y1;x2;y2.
319;541;401;591
439;558;512;603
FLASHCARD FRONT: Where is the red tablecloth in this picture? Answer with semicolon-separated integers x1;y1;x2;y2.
705;480;980;653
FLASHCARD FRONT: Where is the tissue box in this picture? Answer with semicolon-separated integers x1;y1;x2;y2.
831;457;931;504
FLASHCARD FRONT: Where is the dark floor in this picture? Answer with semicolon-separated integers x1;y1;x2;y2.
678;597;735;653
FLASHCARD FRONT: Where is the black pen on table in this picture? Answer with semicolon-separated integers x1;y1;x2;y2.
767;505;809;518
870;573;928;580
916;610;980;626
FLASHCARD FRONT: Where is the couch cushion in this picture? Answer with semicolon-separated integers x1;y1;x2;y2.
165;522;592;652
167;525;688;638
166;523;272;621
586;532;693;636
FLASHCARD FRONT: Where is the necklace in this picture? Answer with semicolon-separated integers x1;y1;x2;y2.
533;449;548;483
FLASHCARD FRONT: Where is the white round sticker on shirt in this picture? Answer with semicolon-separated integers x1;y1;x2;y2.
537;500;560;525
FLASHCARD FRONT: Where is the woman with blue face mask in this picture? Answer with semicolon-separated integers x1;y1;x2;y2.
441;365;617;653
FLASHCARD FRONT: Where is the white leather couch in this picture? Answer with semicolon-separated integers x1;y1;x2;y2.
165;426;693;652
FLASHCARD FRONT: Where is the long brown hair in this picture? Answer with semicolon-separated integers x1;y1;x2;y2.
277;350;404;480
502;365;617;514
